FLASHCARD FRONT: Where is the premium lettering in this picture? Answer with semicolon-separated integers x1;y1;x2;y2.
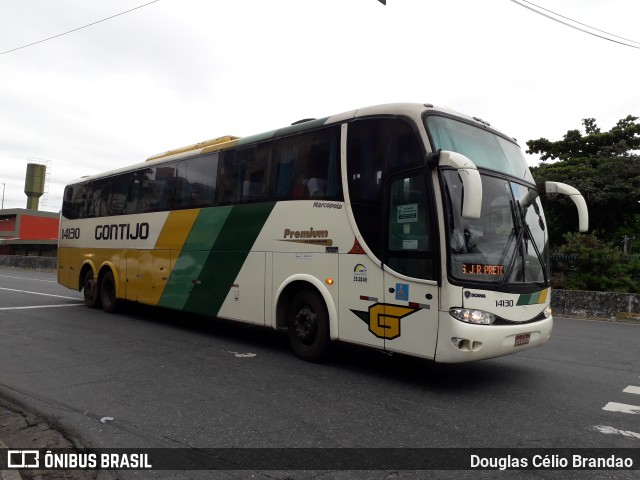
283;227;328;239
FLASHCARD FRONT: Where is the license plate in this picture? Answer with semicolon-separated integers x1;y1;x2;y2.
514;334;530;347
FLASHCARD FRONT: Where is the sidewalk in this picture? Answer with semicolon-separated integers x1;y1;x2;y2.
0;438;21;480
0;397;99;480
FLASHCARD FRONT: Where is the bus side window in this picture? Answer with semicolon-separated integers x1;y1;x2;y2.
128;172;143;214
217;149;240;205
62;186;75;219
140;167;159;213
273;126;340;200
91;179;112;217
187;153;218;208
110;174;129;216
347;118;423;259
174;159;192;209
241;144;269;203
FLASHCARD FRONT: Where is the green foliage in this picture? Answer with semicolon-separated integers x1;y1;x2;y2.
527;115;640;292
554;233;640;293
527;115;640;161
531;155;640;246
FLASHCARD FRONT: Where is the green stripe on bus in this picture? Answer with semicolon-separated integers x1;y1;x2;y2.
183;202;276;316
517;293;532;306
516;291;543;306
158;206;233;310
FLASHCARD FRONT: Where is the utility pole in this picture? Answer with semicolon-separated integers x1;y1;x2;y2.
1;182;4;210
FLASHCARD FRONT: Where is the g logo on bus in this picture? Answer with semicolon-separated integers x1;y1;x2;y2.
350;303;418;340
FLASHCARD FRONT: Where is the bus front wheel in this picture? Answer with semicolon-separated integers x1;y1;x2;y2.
287;289;331;362
100;270;119;314
83;269;100;309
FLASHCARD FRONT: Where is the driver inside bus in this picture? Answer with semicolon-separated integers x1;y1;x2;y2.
450;225;477;254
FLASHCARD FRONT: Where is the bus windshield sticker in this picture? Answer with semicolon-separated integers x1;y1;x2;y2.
395;283;409;301
397;204;418;223
353;264;367;282
347;238;365;254
403;239;418;250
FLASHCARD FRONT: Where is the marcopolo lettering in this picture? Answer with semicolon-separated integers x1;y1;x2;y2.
312;202;342;209
95;222;150;241
60;228;80;240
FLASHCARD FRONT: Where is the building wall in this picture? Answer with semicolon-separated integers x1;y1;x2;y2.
19;215;59;240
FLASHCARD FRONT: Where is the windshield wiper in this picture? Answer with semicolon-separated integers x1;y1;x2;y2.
501;199;548;285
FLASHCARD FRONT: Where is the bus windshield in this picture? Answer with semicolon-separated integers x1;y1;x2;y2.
441;170;549;286
425;115;535;183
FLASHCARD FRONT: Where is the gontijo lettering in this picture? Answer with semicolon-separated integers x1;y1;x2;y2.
95;222;149;240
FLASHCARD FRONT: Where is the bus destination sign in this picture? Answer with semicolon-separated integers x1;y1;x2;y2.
462;263;505;276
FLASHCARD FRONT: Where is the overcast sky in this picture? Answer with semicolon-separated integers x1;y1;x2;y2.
1;0;638;212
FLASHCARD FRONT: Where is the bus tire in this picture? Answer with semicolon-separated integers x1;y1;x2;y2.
287;289;331;362
83;269;101;309
100;270;119;314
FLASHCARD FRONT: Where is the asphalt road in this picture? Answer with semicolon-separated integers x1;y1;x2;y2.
1;268;639;479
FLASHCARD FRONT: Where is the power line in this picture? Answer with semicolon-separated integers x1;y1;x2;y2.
518;0;640;46
0;0;160;56
509;0;640;50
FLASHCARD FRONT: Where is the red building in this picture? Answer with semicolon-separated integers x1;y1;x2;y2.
0;209;59;256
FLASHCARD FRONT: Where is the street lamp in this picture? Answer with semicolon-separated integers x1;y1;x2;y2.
1;183;4;210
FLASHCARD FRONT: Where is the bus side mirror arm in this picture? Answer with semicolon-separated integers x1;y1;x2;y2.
544;181;589;232
434;150;482;220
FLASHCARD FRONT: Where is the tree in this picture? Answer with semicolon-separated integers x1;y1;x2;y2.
553;232;640;293
526;115;640;161
531;155;640;244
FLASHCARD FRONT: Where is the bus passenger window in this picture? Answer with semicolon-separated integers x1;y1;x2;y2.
187;153;218;208
273;126;340;200
217;150;241;205
128;172;143;214
110;174;129;216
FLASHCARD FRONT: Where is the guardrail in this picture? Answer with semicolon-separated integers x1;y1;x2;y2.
551;289;640;320
0;255;57;270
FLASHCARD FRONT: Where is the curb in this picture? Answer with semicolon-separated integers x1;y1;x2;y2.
0;439;22;480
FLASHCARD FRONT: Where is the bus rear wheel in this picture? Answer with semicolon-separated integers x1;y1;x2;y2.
83;269;100;308
100;270;119;314
287;289;331;362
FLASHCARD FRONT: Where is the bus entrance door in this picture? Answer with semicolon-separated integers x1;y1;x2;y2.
382;274;438;359
381;172;439;358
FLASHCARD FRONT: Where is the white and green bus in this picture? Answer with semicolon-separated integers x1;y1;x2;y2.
58;103;588;363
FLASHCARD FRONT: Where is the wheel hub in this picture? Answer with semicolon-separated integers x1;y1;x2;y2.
294;305;317;345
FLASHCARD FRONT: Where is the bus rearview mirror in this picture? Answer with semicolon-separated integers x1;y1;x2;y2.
438;151;482;220
544;181;589;232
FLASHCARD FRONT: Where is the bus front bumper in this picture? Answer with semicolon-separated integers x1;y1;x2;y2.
434;311;553;363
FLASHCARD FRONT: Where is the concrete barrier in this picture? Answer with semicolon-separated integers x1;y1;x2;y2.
551;289;640;320
0;255;57;271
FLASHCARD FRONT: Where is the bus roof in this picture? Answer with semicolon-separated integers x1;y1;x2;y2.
65;103;510;186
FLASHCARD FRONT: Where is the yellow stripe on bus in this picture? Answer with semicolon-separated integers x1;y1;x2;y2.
154;209;201;251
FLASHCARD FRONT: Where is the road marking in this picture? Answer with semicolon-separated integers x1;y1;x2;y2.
0;287;80;300
623;385;640;395
0;303;83;311
602;402;640;415
593;425;640;440
0;274;57;283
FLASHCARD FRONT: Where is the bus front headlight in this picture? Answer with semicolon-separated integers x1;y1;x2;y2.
450;308;496;325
